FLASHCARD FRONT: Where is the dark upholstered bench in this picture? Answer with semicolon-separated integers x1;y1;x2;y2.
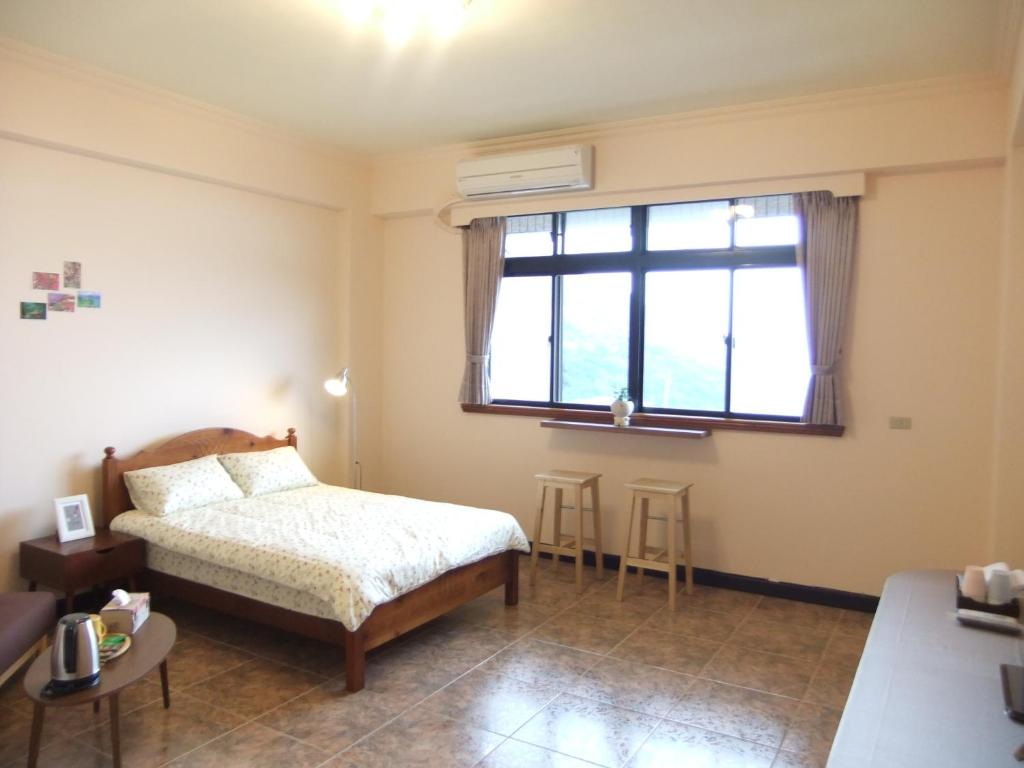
0;592;56;689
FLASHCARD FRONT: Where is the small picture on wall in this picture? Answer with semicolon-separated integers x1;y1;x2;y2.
47;293;75;312
32;272;59;290
20;302;46;320
54;494;95;543
77;291;101;309
63;261;82;289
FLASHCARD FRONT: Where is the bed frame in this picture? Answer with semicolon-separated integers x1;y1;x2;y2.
100;427;519;692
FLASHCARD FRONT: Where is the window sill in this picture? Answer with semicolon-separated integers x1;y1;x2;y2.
461;403;844;437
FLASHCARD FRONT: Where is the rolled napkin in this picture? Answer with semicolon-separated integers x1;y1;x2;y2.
110;588;131;606
984;562;1011;583
989;569;1014;604
962;565;988;602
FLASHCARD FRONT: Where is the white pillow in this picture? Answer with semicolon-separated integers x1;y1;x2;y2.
124;455;244;516
217;446;318;497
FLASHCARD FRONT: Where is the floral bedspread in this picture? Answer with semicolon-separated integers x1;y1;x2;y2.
111;484;529;630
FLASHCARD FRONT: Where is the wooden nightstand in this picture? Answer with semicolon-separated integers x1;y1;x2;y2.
20;530;145;615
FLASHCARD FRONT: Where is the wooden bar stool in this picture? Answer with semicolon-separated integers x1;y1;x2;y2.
616;478;694;610
529;470;604;594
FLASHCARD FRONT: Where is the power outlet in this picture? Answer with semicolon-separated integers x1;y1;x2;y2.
889;416;912;430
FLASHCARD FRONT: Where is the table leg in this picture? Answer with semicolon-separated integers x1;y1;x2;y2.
27;580;37;592
28;702;44;768
109;693;121;768
160;660;170;708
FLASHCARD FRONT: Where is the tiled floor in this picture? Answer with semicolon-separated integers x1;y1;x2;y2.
0;558;871;767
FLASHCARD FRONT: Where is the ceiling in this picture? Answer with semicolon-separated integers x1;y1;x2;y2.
0;0;1011;153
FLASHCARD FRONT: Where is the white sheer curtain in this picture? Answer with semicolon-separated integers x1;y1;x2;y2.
795;192;858;425
458;217;506;404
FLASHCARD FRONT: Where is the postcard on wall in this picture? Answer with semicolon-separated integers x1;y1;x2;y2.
32;272;59;291
47;292;75;312
77;291;101;309
63;261;81;289
20;302;46;320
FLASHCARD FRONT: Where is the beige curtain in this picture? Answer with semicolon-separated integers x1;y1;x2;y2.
794;192;858;425
458;217;506;404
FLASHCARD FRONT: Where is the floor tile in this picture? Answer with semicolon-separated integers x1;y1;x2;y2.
519;577;592;611
568;656;693;717
183;657;324;719
750;598;842;630
626;719;776;768
821;631;865;671
610;626;720;675
477;738;604;767
728;618;832;661
675;586;762;617
0;704;50;765
148;634;255;689
803;665;855;709
355;653;464;711
339;706;504;768
256;681;399;753
702;645;816;698
416;669;558;736
600;572;673;601
450;597;556;639
390;620;512;672
772;748;827;767
513;693;660;768
567;589;665;627
666;678;799;748
480;639;602;688
527;559;611;588
644;603;742;642
780;701;842;759
835;609;874;640
166;722;327;767
2;736;113;768
76;692;245;767
531;612;637;654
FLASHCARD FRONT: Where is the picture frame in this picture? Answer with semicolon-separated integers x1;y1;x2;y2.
54;494;95;543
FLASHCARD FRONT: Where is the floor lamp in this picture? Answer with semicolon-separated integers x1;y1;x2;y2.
324;367;362;489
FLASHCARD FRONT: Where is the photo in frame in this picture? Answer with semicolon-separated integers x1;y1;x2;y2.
54;494;95;543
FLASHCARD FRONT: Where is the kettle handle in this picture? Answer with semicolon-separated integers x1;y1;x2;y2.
62;619;77;674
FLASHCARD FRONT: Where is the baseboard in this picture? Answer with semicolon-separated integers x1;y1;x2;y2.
526;548;879;613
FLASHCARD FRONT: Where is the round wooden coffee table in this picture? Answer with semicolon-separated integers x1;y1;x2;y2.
23;612;176;768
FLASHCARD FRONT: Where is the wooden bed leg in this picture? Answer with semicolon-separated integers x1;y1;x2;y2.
344;630;366;692
505;552;519;606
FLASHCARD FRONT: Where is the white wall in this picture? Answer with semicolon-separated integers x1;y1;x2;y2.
0;46;367;591
369;79;1010;597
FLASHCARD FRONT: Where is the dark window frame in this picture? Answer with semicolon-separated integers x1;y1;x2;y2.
494;199;803;421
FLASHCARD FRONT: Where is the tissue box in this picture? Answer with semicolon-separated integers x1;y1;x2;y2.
100;592;150;635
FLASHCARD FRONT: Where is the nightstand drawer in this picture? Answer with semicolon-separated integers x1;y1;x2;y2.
66;538;145;585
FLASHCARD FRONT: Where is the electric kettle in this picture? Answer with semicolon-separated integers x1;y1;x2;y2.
47;613;100;695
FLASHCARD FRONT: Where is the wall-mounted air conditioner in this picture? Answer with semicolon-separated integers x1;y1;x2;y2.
455;144;594;199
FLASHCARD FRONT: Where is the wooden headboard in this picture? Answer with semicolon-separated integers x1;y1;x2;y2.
101;427;297;527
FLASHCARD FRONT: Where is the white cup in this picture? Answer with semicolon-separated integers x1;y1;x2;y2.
962;566;987;602
989;569;1013;605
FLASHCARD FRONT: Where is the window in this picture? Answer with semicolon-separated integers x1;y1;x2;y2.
490;195;810;420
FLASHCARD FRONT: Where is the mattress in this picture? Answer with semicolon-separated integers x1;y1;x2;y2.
110;483;529;630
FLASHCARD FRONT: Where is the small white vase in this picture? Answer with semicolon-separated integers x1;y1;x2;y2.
611;397;634;427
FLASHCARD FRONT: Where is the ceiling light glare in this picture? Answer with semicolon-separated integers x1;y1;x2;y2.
337;0;376;26
379;0;420;46
333;0;471;44
429;0;468;39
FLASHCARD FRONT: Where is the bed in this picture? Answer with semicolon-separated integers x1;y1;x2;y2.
100;427;527;692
